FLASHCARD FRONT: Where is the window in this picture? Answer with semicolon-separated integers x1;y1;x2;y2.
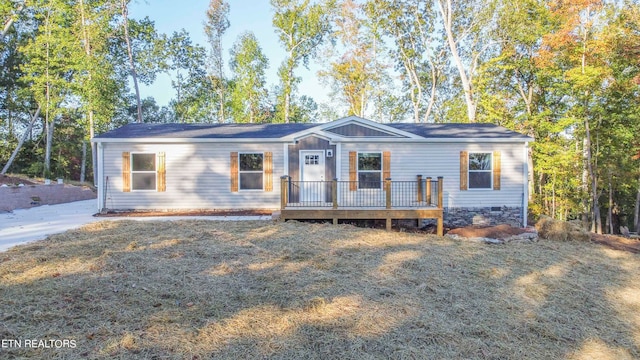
358;152;382;189
131;153;157;191
468;152;492;189
305;154;319;165
239;153;263;190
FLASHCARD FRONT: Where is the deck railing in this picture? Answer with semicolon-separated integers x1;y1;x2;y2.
280;175;443;210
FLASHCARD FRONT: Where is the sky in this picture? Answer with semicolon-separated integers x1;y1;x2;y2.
129;0;329;108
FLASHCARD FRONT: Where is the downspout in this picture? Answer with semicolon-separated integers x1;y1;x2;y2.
96;142;104;212
335;142;342;181
523;142;529;227
283;142;289;176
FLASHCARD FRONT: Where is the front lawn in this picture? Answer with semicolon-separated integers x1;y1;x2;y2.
1;220;639;359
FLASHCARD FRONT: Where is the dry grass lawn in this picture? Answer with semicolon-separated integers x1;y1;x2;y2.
1;220;640;359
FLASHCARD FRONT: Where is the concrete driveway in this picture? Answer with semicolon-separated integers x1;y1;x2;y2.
0;200;271;252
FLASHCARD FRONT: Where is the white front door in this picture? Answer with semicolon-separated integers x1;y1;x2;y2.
300;150;325;202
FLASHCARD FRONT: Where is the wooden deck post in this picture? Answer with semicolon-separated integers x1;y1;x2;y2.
332;178;338;209
437;176;443;208
280;176;289;210
437;176;444;236
416;174;423;227
385;178;392;209
426;177;432;205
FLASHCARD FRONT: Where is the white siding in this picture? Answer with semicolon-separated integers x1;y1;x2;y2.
98;139;527;211
339;142;526;208
100;142;284;210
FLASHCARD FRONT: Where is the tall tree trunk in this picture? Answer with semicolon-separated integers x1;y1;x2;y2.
403;61;421;123
90;112;97;185
607;172;613;234
1;105;41;175
44;9;52;176
283;53;294;124
44;117;55;176
581;137;590;229
78;0;98;185
121;0;142;123
423;60;438;123
437;0;476;122
528;148;534;201
634;169;640;234
80;141;87;183
585;117;601;233
217;36;225;123
399;48;423;123
0;1;25;40
552;172;556;218
580;20;601;234
515;71;536;201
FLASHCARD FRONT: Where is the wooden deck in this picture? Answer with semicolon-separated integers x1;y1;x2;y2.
278;207;443;234
278;177;444;235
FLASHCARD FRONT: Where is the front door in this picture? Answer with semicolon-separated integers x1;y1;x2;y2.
300;150;325;202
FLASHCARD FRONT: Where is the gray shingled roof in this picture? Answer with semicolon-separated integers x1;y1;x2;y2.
388;123;532;140
94;123;316;139
94;121;532;141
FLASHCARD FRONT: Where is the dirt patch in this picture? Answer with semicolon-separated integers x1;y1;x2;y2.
591;233;640;254
97;209;275;217
0;174;38;186
447;224;528;240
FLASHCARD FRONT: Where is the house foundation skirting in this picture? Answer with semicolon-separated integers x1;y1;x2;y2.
446;207;523;227
421;207;523;228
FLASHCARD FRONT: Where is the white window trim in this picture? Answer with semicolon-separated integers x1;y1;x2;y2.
238;152;265;191
357;151;383;190
130;152;158;192
468;151;493;190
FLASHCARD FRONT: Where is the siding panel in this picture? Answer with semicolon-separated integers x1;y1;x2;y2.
102;143;284;210
339;143;525;208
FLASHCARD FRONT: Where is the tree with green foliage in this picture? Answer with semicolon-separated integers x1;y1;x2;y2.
437;0;498;123
289;94;318;123
119;0;143;123
272;0;334;123
162;29;212;123
366;0;441;123
19;0;80;177
204;0;229;123
0;0;25;40
229;31;269;123
75;0;122;183
319;0;385;118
